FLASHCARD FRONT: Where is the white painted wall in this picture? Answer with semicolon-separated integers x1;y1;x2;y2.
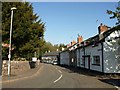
60;30;120;73
79;48;84;68
76;49;80;67
85;44;103;72
103;30;120;73
60;51;69;65
76;43;103;72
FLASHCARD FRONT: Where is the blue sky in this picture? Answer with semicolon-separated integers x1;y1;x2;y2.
32;2;118;45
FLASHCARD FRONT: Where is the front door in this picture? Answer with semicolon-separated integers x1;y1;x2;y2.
84;56;90;70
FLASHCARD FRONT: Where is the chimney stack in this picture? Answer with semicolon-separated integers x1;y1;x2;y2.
67;44;71;48
77;35;83;44
98;23;108;34
71;40;76;46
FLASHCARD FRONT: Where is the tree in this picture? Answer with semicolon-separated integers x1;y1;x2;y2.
2;2;45;60
107;1;120;25
42;41;57;53
54;44;67;51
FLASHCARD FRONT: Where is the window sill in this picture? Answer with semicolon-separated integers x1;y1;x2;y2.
92;64;100;66
81;64;84;66
92;45;98;47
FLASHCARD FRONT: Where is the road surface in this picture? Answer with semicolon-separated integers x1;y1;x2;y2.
2;63;117;89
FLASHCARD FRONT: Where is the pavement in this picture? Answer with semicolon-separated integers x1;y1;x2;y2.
2;63;43;83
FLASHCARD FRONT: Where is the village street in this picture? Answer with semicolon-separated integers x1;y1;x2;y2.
2;63;118;89
2;2;120;90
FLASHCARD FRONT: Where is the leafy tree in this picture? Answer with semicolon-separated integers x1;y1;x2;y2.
42;41;57;53
2;2;45;60
107;1;120;25
54;44;67;51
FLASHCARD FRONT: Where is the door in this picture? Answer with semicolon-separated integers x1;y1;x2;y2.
84;56;90;70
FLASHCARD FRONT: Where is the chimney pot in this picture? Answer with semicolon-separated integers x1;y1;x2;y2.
77;35;83;44
98;23;108;34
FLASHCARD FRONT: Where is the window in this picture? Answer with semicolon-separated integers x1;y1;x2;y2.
92;56;100;66
81;57;85;65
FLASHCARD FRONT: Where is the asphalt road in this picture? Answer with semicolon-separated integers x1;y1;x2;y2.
2;63;117;88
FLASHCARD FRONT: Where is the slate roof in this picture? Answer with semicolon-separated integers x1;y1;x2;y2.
60;25;120;53
42;51;60;57
77;25;120;48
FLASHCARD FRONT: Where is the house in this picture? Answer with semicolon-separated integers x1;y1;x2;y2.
76;24;120;73
60;36;83;67
42;51;60;64
60;24;120;73
60;49;70;66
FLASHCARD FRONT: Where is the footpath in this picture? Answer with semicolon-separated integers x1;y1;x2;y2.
2;63;43;83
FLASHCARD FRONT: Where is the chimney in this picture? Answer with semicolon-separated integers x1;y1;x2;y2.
71;40;76;46
73;40;76;45
98;23;108;34
77;35;83;44
67;44;71;48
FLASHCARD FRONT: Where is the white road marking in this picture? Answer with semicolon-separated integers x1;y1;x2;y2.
52;66;62;74
58;70;62;74
52;66;63;83
54;74;63;83
114;86;120;90
108;81;120;90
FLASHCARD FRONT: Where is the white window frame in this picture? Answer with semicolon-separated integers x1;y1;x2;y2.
92;56;100;66
81;57;85;65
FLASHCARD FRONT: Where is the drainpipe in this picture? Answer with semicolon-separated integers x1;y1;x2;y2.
83;42;85;68
101;42;104;73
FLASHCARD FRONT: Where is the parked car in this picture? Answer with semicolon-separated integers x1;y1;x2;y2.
52;60;58;65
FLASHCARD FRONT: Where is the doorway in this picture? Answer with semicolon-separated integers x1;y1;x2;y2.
83;55;90;70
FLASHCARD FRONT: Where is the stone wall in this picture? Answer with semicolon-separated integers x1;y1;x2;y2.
2;60;40;76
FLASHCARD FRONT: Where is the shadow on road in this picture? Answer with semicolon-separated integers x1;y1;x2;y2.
59;65;101;76
99;79;120;87
58;65;120;87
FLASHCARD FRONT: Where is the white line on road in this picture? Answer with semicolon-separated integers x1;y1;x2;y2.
52;66;63;83
54;67;62;74
114;86;120;90
52;65;63;83
58;70;62;74
54;74;63;83
108;81;120;90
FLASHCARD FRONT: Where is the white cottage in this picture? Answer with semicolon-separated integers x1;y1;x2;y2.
60;50;70;66
59;24;120;73
103;29;120;73
60;41;78;66
76;25;120;73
